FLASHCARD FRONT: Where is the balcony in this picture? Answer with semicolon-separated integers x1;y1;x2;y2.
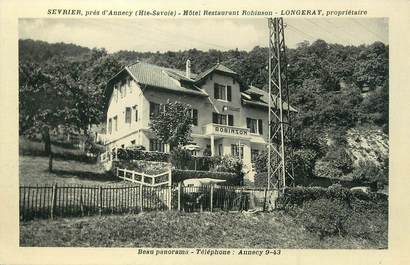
202;123;266;143
202;123;249;137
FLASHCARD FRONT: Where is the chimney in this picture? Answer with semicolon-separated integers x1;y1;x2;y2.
186;59;191;79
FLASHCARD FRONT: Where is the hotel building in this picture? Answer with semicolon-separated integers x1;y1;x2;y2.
104;60;295;178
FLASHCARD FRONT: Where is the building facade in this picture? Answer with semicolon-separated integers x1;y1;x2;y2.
104;61;295;179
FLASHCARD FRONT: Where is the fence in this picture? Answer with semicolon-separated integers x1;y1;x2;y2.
116;168;171;187
19;184;269;221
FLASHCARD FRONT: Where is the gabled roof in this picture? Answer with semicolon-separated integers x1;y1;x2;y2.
194;63;239;83
125;62;206;96
105;62;296;112
242;85;298;112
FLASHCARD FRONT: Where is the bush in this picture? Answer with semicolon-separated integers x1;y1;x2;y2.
170;148;192;169
314;160;344;179
112;160;170;176
211;155;244;185
298;199;350;238
116;148;169;162
294;195;388;240
351;160;386;187
172;169;240;185
277;186;354;210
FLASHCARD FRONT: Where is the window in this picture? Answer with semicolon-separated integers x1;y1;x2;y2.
131;140;136;145
113;116;118;131
120;80;126;98
133;105;138;122
213;113;233;126
108;118;112;134
214;83;232;101
218;144;223;156
231;144;244;159
246;118;263;135
127;79;132;93
251;149;260;162
125;107;131;124
114;85;118;102
191;109;198;126
150;139;165;152
150;102;162;118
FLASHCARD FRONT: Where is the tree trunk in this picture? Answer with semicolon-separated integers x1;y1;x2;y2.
42;126;53;172
48;151;53;172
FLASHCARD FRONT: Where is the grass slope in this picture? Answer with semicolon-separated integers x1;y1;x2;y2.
20;211;386;249
19;156;119;186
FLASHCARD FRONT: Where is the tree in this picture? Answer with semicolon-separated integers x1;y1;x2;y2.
78;49;122;132
150;101;193;150
19;60;79;171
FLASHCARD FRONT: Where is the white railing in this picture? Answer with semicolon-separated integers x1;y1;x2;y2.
116;168;172;187
99;149;118;163
100;151;111;163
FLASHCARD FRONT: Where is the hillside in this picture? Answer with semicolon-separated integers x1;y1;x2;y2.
19;39;91;63
18;39;389;186
347;128;388;167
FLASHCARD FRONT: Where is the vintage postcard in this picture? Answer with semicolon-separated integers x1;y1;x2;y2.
0;0;409;264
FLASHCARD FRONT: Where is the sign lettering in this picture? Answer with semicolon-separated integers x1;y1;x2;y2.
214;126;248;135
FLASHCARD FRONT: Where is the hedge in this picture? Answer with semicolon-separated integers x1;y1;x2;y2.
276;185;388;210
171;169;240;185
117;148;169;162
111;160;241;186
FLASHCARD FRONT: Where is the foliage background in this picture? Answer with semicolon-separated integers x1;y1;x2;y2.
19;39;389;183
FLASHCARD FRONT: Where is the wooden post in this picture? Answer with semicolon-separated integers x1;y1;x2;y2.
51;184;57;219
177;182;182;211
80;187;84;217
139;184;143;213
240;188;244;212
168;170;172;210
262;188;267;212
98;186;102;216
21;187;26;221
210;186;214;212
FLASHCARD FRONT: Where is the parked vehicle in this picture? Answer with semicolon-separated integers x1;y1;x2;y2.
182;178;226;187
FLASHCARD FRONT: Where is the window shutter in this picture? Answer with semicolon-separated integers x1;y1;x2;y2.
212;112;218;123
149;102;154;117
258;119;263;135
246;118;251;129
228;115;234;126
214;84;218;99
227;86;232;101
193;109;198;126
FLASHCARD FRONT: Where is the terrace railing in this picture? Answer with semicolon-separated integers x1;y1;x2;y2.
116;167;172;188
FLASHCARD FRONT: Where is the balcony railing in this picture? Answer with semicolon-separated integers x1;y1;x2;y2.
203;123;250;137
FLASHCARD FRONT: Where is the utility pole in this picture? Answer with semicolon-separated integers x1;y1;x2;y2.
267;18;295;194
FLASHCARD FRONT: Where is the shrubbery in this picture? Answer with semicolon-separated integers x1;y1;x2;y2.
169;148;193;170
277;185;387;210
350;160;387;188
297;199;350;238
112;160;170;176
116;148;169;162
277;186;388;240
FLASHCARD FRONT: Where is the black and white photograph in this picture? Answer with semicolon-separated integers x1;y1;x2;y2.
17;17;389;250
